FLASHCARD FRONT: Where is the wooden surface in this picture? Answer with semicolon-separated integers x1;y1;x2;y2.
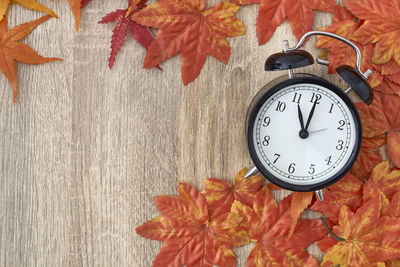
0;1;348;266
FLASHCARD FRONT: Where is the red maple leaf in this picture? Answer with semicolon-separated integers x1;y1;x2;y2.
232;187;325;266
132;0;245;85
99;0;159;70
201;168;262;219
136;181;249;266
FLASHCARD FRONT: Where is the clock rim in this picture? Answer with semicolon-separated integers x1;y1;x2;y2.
246;73;362;192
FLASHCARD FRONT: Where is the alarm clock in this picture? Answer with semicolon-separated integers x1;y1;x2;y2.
245;31;373;201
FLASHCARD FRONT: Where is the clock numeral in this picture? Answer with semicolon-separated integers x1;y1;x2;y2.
325;156;332;165
288;163;296;174
329;103;334;113
337;120;345;130
308;164;316;174
275;101;286;112
292;92;302;104
263;116;271;127
273;153;281;164
310;93;322;104
336;140;344;150
262;135;270;146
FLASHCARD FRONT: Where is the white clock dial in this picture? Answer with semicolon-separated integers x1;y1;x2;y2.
252;83;357;185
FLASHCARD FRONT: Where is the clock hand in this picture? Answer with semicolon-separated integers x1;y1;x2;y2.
305;100;318;131
297;104;305;131
309;128;328;134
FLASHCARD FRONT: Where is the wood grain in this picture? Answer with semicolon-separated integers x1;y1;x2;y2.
0;1;357;266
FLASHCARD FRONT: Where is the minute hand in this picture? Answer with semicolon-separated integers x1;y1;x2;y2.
305;100;318;131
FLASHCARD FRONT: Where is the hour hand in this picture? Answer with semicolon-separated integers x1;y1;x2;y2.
297;104;305;131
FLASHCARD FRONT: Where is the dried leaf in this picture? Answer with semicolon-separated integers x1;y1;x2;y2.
357;93;400;166
289;191;314;237
310;173;363;224
344;0;400;65
132;0;245;85
0;0;57;20
370;161;400;198
202;168;262;219
99;1;158;69
320;197;400;266
232;0;334;45
66;0;81;31
81;0;91;8
232;187;325;266
0;15;62;102
136;181;249;267
350;135;385;180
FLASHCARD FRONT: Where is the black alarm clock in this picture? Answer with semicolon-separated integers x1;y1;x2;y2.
245;31;373;201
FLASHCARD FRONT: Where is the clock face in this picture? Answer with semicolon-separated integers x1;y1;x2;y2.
250;82;359;188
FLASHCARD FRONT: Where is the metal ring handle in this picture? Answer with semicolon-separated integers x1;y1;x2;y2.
283;31;368;79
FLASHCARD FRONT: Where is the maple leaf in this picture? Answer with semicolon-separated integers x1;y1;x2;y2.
319;196;400;266
0;0;57;21
136;181;249;267
0;15;61;102
310;173;363;224
357;93;400;166
231;187;325;266
231;0;334;45
350;135;385;180
81;0;91;8
369;161;400;198
99;0;159;69
344;0;400;65
288;191;314;237
132;0;245;85
201;168;262;219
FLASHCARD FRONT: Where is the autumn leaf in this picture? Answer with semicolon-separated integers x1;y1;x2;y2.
136;181;249;267
363;179;390;216
0;0;57;21
319;197;400;266
0;15;61;102
231;187;325;266
132;0;245;85
231;0;334;45
310;173;363;224
99;0;159;69
81;0;91;8
357;93;400;166
369;161;400;198
350;135;385;180
344;0;400;65
202;168;262;219
288;191;314;238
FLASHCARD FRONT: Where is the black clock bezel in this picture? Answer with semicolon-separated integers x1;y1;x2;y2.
246;73;362;192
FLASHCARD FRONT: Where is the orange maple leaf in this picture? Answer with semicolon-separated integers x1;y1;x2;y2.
202;168;262;219
131;0;244;85
136;181;249;267
344;0;400;65
231;0;334;45
356;93;400;166
319;196;400;266
231;187;325;266
315;5;400;90
0;15;62;102
310;173;363;224
350;135;385;180
0;0;57;20
369;161;400;198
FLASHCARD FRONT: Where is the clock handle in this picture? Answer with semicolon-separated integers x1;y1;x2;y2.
283;31;369;79
315;190;324;202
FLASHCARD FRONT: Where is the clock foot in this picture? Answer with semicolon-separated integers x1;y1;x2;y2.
315;190;324;201
245;166;259;179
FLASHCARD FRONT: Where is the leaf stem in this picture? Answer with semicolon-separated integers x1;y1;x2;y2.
319;217;345;242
